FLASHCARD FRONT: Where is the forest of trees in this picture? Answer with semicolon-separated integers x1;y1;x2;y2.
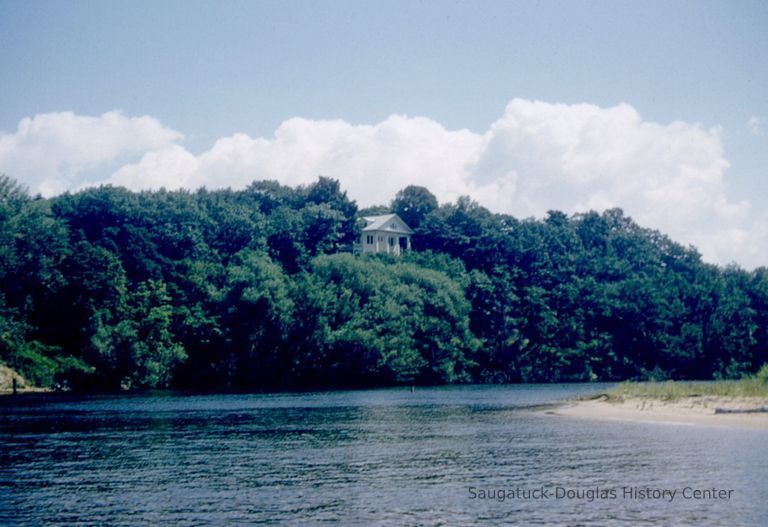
1;174;767;391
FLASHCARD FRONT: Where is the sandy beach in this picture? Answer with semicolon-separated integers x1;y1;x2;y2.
553;395;768;429
0;364;49;395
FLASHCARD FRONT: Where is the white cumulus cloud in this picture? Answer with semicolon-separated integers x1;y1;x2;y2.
0;111;182;196
0;101;765;269
469;100;756;266
108;115;482;203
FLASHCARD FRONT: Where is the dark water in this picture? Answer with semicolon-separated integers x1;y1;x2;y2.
1;384;766;526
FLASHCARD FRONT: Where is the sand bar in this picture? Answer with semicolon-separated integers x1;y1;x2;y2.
553;396;768;429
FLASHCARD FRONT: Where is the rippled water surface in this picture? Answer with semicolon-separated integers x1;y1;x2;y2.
1;384;766;526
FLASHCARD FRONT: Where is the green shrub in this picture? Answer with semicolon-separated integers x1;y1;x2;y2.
755;364;768;383
15;341;92;388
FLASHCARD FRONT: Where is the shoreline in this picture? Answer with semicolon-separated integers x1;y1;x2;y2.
0;387;52;396
552;395;768;429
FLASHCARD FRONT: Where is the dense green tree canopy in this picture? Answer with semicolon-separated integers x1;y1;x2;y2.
0;175;765;390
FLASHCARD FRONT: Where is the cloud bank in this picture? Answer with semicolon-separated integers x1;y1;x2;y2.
0;111;181;196
1;101;765;269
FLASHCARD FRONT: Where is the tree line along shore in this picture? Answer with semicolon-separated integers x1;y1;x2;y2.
1;175;767;392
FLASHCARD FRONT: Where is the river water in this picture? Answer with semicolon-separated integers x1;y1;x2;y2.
1;384;766;526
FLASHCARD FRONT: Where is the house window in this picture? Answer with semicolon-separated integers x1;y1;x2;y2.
391;222;397;228
366;235;374;244
378;236;383;242
389;237;395;246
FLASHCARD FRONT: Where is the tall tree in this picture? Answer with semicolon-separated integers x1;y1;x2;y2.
391;185;438;229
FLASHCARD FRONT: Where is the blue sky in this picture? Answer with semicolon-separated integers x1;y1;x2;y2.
1;0;766;267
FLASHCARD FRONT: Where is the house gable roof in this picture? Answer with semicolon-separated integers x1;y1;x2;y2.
361;213;414;234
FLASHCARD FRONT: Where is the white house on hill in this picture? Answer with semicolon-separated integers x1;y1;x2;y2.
360;214;413;255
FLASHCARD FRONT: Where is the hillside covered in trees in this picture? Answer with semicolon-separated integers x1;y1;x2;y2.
1;174;766;391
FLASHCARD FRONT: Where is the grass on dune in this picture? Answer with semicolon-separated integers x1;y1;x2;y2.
608;370;768;401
